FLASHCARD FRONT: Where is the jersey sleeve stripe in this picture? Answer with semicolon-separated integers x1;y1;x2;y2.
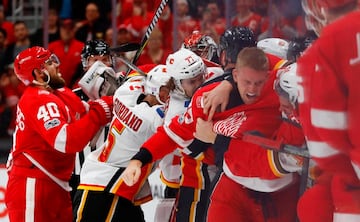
311;108;348;130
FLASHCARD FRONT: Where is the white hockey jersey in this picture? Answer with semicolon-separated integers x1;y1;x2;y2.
159;92;191;187
74;75;146;175
78;75;165;204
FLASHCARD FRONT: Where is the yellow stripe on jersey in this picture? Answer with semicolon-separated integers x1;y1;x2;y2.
75;190;89;222
273;59;288;71
267;150;286;177
77;184;106;191
189;188;201;222
195;159;204;189
105;195;119;222
160;172;180;188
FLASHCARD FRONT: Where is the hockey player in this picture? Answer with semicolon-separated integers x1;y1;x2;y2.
195;62;306;222
286;35;316;63
202;27;288;121
202;48;299;222
72;39;114;92
182;30;220;65
296;0;360;221
273;63;305;147
69;39;122;199
162;27;257;222
158;32;224;203
117;48;214;222
165;48;218;222
121;47;288;221
72;65;171;222
257;37;289;60
5;46;113;222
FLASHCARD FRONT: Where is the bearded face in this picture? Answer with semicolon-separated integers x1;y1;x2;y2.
41;54;66;89
47;71;66;89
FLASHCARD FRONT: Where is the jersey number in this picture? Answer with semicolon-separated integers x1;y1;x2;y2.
98;119;126;162
37;102;60;122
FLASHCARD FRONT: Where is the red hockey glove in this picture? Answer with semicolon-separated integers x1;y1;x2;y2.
88;96;114;125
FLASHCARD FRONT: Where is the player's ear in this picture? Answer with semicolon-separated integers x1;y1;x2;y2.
33;68;46;83
232;68;238;83
159;86;170;104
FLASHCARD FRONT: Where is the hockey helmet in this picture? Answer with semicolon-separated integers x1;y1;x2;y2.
301;0;327;36
166;48;206;97
145;64;171;105
317;0;357;9
274;63;299;106
302;0;325;22
182;30;218;61
81;39;111;69
287;36;315;62
218;26;256;64
257;38;289;60
14;46;59;86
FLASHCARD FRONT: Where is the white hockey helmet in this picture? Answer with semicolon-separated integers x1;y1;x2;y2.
274;63;298;106
166;48;206;97
145;64;171;105
257;38;289;60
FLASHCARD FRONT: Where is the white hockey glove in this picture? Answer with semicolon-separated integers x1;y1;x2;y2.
78;61;122;100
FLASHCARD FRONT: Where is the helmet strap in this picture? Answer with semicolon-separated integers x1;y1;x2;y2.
32;69;51;87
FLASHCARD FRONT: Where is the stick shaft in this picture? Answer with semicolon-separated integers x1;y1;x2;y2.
131;0;169;65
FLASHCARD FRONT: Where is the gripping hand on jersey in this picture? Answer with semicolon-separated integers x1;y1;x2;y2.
122;160;142;186
203;80;233;120
88;95;114;125
194;117;216;144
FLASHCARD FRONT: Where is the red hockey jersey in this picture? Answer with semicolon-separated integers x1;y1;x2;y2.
297;11;360;179
8;86;109;181
142;71;287;191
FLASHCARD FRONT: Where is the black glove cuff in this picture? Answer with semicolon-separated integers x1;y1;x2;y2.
187;138;212;157
131;147;153;166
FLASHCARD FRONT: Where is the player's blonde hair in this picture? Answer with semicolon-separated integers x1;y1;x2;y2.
235;47;269;72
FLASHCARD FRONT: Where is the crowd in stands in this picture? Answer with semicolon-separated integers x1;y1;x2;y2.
0;0;307;138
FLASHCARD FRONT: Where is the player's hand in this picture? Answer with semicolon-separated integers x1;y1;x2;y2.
95;96;114;123
194;118;216;144
202;80;233;120
122;160;142;186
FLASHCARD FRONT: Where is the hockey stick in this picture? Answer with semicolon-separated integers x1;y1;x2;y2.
116;56;147;77
242;133;310;158
242;132;310;203
128;0;169;69
110;42;140;54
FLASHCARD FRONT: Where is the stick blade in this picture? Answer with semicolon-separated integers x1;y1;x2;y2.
110;42;140;53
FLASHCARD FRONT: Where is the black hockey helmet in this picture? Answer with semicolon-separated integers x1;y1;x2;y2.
81;39;111;68
218;26;256;64
286;35;315;62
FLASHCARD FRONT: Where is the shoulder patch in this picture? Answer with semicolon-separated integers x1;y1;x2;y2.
44;118;61;130
156;107;165;118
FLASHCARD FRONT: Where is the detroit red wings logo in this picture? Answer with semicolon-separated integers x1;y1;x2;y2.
213;111;247;137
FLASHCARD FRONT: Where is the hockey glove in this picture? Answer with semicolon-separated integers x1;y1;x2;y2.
78;61;122;100
88;95;114;125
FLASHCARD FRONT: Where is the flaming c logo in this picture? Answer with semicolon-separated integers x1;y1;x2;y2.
169;58;174;64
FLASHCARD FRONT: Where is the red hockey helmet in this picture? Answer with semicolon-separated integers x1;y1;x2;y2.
302;0;324;21
14;46;52;85
182;30;218;61
317;0;357;9
302;0;326;35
